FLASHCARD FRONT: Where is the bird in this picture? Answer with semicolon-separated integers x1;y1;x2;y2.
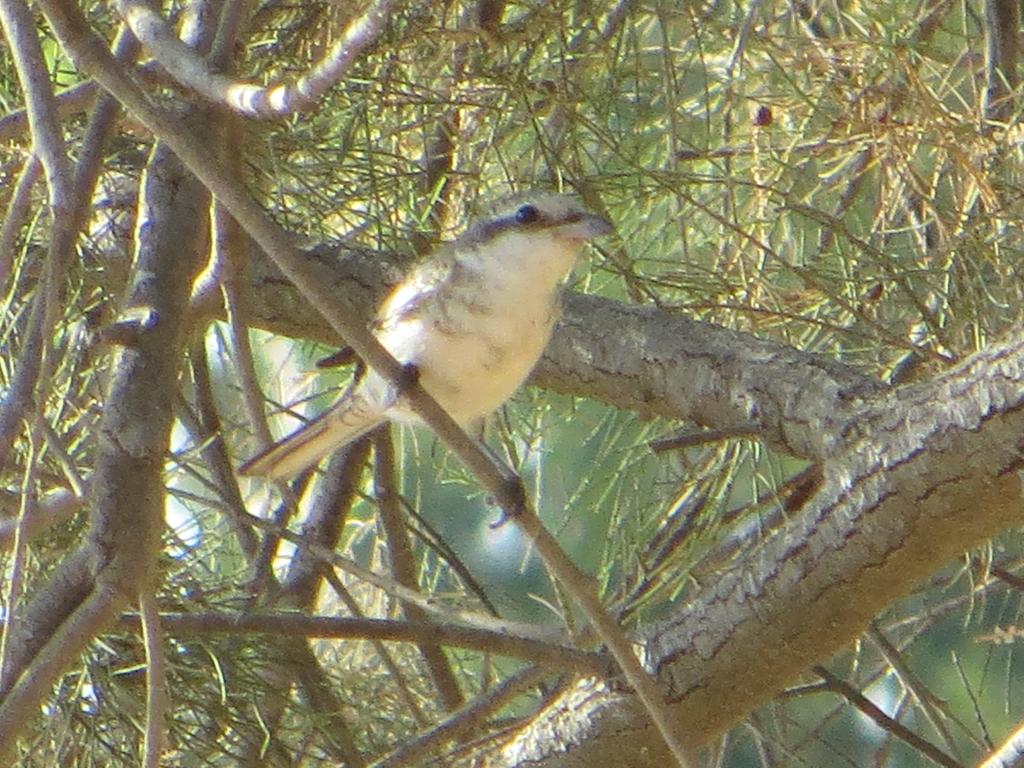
239;192;614;481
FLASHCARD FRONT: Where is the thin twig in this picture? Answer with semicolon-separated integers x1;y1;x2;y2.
513;507;693;764
372;665;549;768
649;424;760;453
0;0;73;465
321;570;429;727
868;624;964;760
0;585;126;759
215;203;274;448
139;589;167;768
219;501;573;643
0;155;41;288
116;611;611;674
186;341;260;560
812;666;963;768
0;0;71;201
238;442;372;766
374;428;464;710
0;426;42;689
983;0;1019;124
949;650;992;752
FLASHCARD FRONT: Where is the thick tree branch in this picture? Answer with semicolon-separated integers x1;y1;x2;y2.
486;328;1024;766
32;5;696;758
242;244;884;461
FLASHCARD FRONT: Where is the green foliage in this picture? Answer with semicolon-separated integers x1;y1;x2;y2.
4;0;1024;765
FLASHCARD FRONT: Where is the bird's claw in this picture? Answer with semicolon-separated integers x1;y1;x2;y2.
397;362;421;394
488;475;527;527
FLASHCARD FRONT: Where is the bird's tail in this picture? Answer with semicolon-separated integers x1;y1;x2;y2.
239;395;385;482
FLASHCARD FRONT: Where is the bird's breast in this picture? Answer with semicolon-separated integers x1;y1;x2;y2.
380;283;562;424
376;233;579;425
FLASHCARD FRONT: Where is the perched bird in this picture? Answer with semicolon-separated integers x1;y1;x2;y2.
240;193;613;481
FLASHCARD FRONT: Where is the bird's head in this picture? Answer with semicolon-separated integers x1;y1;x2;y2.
460;193;614;250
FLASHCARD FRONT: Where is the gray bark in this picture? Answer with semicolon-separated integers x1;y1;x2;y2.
239;243;1024;767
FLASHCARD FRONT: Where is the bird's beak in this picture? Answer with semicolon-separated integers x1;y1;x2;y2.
556;213;615;243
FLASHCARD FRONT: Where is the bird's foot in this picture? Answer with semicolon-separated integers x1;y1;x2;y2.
488;475;527;528
396;362;421;394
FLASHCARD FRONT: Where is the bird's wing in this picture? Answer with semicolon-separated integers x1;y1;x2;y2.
243;251;460;481
239;390;386;481
375;251;454;332
316;248;457;368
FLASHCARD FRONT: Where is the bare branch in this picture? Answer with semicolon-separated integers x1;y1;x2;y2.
0;487;83;549
233;497;568;643
0;430;43;693
0;584;125;760
113;0;393;117
117;612;612;674
374;428;464;710
233;442;372;765
0;19;211;756
227;0;393;116
0;23;136;472
373;666;549;768
244;246;884;461
0;81;97;142
0;0;71;203
494;330;1024;765
322;569;429;728
0;155;41;286
139;589;167;768
984;0;1019;124
184;342;260;560
812;666;961;768
0;0;73;466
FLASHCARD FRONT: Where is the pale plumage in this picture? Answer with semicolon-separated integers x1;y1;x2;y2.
240;193;613;481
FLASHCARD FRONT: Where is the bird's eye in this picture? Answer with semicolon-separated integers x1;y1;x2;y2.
515;204;540;224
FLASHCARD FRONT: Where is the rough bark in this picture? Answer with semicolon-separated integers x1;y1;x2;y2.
486;331;1024;766
0;140;209;758
238;243;1024;766
241;244;884;461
